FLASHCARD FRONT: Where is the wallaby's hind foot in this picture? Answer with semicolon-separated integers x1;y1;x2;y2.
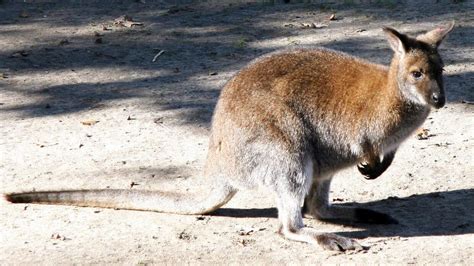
276;190;362;251
279;227;363;252
316;233;364;251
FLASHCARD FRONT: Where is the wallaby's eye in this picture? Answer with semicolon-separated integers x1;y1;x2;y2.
411;71;423;79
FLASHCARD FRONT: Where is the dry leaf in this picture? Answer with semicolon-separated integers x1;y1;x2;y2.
80;120;99;126
130;181;139;188
416;128;431;140
329;13;337;20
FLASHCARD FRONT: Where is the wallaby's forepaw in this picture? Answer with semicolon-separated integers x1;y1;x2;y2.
357;161;384;180
358;151;396;180
354;208;399;224
316;233;364;252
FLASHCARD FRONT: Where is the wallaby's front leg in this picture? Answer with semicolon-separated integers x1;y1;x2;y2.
303;177;398;224
357;150;396;180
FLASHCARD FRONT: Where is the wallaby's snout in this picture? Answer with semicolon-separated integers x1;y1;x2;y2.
431;68;447;108
431;94;445;108
430;87;445;109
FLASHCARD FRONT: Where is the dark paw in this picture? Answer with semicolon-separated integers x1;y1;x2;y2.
316;233;364;251
354;208;399;224
357;162;383;180
358;151;395;180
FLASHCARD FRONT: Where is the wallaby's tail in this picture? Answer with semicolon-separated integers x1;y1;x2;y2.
4;185;236;215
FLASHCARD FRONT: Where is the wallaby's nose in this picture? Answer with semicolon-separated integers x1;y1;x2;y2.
431;93;445;108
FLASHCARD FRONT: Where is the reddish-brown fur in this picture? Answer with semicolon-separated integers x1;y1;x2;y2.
222;49;391;139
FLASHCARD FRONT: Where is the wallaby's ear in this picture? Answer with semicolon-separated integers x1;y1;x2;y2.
416;21;455;47
383;27;408;55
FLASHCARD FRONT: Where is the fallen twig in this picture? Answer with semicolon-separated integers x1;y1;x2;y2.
152;50;165;62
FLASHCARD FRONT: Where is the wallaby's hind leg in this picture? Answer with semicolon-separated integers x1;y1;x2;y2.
272;160;362;251
303;177;398;224
275;189;362;251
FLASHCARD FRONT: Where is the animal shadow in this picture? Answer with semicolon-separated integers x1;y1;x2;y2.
212;189;474;239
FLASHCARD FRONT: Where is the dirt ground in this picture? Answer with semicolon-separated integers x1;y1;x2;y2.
1;0;473;264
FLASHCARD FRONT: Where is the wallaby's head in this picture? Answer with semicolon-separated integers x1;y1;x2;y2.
383;22;455;109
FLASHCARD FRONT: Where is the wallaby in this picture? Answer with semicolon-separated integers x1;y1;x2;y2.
5;22;454;251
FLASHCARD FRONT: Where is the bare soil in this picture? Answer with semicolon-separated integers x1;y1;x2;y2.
1;0;473;264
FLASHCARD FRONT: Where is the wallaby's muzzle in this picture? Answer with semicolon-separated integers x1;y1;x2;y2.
430;92;445;109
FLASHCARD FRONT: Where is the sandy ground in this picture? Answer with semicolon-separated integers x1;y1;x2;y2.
0;0;473;264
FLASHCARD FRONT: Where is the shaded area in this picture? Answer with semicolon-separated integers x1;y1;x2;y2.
337;188;474;238
0;0;472;127
212;188;474;238
212;207;278;218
